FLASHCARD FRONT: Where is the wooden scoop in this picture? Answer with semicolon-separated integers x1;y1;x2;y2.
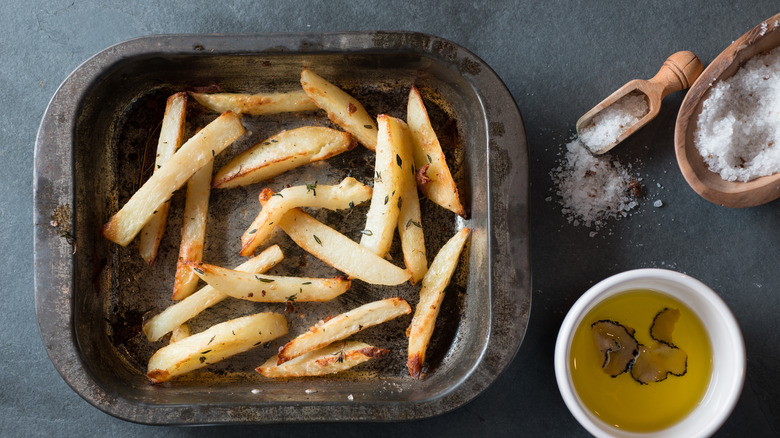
676;13;780;208
577;51;703;155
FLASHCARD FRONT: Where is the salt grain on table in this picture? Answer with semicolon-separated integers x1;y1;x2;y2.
580;92;649;153
552;138;640;229
695;45;780;182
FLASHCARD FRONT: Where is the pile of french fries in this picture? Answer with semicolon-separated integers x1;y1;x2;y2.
102;68;470;383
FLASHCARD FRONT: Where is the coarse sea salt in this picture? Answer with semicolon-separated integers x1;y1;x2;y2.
580;92;649;153
551;138;640;228
695;45;780;182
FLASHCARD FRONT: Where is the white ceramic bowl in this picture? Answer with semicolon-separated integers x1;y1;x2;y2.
554;269;745;438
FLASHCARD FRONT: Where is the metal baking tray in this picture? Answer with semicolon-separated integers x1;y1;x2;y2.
33;32;530;425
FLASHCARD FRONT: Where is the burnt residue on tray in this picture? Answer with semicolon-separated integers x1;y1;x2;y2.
100;71;469;382
48;204;76;253
108;308;145;347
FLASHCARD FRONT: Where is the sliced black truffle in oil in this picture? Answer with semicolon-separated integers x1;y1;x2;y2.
650;307;680;347
591;320;639;377
630;343;688;384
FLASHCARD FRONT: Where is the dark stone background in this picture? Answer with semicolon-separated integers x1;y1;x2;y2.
5;1;778;436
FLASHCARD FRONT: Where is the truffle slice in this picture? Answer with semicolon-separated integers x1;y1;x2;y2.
591;320;639;377
650;307;680;347
630;343;688;384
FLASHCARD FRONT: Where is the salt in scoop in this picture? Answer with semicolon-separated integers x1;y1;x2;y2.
577;51;703;155
676;13;780;208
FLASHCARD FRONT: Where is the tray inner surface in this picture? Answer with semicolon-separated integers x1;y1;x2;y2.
73;51;489;406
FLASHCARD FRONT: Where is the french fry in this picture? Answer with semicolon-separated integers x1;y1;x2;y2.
407;86;466;217
169;324;191;343
397;122;427;284
277;208;411;285
172;159;213;300
147;312;288;384
142;245;283;342
212;126;356;189
190;90;318;115
189;262;351;303
359;115;406;257
300;68;377;151
257;341;389;378
240;177;372;256
277;297;411;364
138;92;187;265
102;111;245;246
407;227;471;379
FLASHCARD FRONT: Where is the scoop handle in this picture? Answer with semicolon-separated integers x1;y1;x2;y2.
648;51;704;99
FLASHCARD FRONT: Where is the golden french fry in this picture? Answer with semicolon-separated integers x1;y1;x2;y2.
277;208;411;285
102;111;245;246
172;159;213;300
359;115;406;257
257;341;389;378
407;86;465;217
142;245;283;342
147;312;288;383
277;297;411;364
397;122;427;284
169;323;191;343
212;126;356;189
300;68;377;151
138;92;188;265
240;177;372;256
190;90;318;115
407;227;471;379
189;262;350;303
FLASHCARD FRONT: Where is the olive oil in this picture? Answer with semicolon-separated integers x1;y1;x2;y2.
569;289;712;432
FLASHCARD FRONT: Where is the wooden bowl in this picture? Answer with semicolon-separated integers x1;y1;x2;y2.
675;12;780;208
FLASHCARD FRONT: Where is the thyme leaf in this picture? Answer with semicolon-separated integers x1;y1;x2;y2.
306;180;318;196
332;341;347;363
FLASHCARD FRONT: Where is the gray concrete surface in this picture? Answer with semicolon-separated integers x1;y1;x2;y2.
4;1;779;436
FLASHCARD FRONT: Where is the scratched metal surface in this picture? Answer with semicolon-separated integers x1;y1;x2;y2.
34;33;529;424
